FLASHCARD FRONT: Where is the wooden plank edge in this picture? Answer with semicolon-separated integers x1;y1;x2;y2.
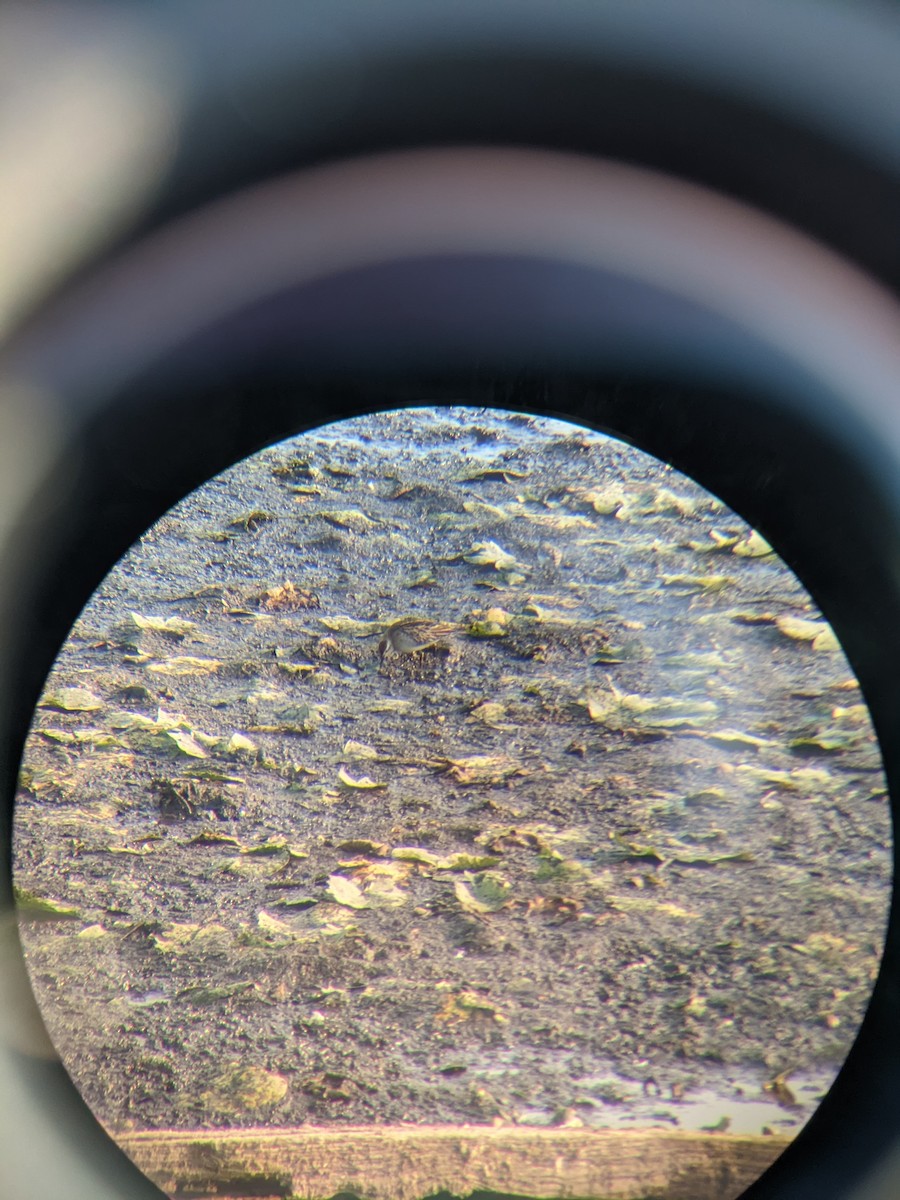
117;1124;792;1200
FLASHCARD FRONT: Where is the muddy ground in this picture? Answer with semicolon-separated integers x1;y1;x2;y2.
13;407;891;1144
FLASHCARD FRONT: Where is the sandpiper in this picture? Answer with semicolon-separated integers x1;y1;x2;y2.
377;617;460;661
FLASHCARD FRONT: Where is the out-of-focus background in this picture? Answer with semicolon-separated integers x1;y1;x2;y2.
3;4;900;1199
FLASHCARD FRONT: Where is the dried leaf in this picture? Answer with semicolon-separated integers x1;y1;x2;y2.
790;730;860;753
241;839;290;856
608;895;698;919
146;656;222;676
467;621;508;638
392;846;442;867
223;733;258;756
318;615;383;637
440;754;527;786
130;612;197;637
108;708;188;732
454;871;512;913
524;602;580;624
734;764;834;792
776;616;840;651
682;530;739;554
360;876;408;909
730;611;778;626
661;574;733;593
319;509;377;533
166;730;209;759
663;651;728;670
732;530;774;558
518;511;594;531
15;889;81;921
184;832;242;848
342;739;379;760
182;765;244;783
326;874;369;909
39;687;103;712
337;766;386;790
256;910;296;938
673;849;754;867
831;704;869;724
152;922;231;953
463;541;529;573
403;570;439;589
584;685;717;730
698;729;775;749
619;487;700;520
463;500;510;523
39;727;121;748
438;853;501;871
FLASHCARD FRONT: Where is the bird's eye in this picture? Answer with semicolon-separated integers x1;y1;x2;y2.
12;405;890;1200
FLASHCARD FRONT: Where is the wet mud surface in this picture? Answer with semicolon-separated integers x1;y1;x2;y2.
13;407;891;1140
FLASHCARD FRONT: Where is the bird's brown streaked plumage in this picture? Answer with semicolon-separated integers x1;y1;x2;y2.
377;617;460;660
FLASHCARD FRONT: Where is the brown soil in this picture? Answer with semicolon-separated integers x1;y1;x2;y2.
12;407;891;1145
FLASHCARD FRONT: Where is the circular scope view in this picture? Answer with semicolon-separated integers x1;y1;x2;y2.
13;407;891;1200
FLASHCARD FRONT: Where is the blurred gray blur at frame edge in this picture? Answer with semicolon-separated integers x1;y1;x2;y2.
3;3;900;1200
